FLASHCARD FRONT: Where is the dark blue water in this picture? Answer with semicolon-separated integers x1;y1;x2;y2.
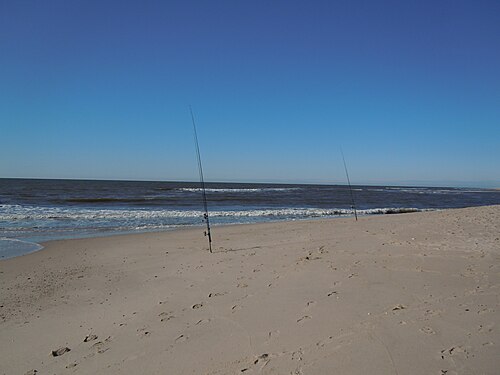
1;178;500;259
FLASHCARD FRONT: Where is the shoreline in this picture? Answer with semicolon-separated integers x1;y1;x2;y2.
1;206;429;261
1;205;499;374
0;210;369;260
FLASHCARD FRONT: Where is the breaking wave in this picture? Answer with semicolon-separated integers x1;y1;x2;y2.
383;187;493;195
177;188;301;193
0;204;427;221
64;197;158;203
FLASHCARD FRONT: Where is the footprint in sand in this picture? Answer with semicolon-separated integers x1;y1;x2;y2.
208;292;227;298
192;303;204;309
477;307;494;315
297;316;311;324
84;334;98;342
195;318;211;325
420;326;436;335
420;308;443;320
440;345;470;360
291;349;304;361
306;301;317;309
159;311;175;322
51;347;71;357
90;341;110;355
299;251;321;262
240;353;273;373
253;353;271;365
392;304;407;312
267;330;280;341
91;336;112;350
478;323;494;333
316;336;334;347
175;334;188;343
137;327;151;337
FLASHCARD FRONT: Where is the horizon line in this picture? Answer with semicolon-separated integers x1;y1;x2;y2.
1;176;498;190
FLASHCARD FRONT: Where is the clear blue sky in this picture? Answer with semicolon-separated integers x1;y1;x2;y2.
1;0;499;187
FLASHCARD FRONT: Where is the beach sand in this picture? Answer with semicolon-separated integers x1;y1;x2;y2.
1;205;499;374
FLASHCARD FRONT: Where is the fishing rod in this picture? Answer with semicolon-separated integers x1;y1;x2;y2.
190;106;212;253
340;148;358;221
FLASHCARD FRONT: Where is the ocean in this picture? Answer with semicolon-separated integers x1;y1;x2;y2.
1;178;500;259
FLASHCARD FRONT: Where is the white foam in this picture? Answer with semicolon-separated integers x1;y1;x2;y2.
0;204;426;221
383;187;491;195
177;188;300;193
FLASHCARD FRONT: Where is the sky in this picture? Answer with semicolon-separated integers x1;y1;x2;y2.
1;0;499;187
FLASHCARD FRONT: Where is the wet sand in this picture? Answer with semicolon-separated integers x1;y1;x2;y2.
1;205;499;374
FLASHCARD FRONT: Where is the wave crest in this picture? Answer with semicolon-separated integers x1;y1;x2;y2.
0;204;426;221
177;188;300;193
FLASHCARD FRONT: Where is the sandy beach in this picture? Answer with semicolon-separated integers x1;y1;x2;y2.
1;205;499;374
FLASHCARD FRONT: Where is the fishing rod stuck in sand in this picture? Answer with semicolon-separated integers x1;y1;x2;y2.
341;148;358;221
190;106;213;253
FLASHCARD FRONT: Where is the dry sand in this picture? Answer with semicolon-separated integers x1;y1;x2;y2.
1;205;499;374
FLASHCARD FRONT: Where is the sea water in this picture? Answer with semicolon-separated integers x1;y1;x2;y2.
2;178;500;259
